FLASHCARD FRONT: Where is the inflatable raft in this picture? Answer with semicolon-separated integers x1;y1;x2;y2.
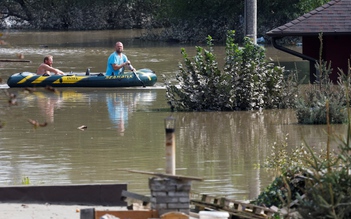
7;68;157;88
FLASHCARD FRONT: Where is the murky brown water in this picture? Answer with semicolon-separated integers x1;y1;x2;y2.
0;30;344;200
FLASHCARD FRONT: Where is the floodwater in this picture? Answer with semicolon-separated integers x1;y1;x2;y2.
0;30;346;200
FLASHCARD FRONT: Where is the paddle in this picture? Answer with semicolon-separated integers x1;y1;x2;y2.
129;64;145;87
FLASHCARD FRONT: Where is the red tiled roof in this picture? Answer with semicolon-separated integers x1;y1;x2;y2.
266;0;351;36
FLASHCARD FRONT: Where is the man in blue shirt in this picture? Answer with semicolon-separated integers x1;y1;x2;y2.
106;42;132;76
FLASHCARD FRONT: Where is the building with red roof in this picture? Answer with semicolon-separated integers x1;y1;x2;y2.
266;0;351;83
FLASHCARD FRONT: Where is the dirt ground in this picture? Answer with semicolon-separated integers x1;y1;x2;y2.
0;203;125;219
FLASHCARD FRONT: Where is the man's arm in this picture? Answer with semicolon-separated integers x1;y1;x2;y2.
112;60;130;71
41;64;65;75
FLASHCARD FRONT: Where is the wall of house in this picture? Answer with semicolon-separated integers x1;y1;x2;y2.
302;36;320;82
303;35;351;83
324;35;351;81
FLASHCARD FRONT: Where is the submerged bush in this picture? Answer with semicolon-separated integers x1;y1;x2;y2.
295;111;351;218
296;64;351;218
295;59;348;124
255;81;351;217
295;33;348;124
165;30;286;111
252;134;312;209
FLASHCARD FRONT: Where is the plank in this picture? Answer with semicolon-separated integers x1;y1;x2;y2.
0;183;127;206
0;59;31;62
190;194;276;219
121;190;150;205
127;170;203;181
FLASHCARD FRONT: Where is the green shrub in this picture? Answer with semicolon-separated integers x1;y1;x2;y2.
252;135;312;209
22;176;30;185
251;174;305;209
295;63;347;124
255;77;351;218
164;30;287;111
297;119;351;218
296;77;351;217
295;33;348;124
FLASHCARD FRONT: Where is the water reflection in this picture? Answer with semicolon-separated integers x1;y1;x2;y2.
176;110;295;199
106;93;128;135
36;92;62;123
106;91;157;135
22;90;86;123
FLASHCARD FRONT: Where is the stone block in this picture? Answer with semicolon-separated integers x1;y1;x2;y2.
167;191;189;197
178;197;190;203
168;203;190;209
154;203;168;209
155;196;179;203
151;191;167;197
176;184;191;192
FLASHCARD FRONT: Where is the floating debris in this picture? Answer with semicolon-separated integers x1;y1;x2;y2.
8;98;17;106
4;90;18;106
16;53;24;59
45;85;58;93
24;87;36;93
77;125;87;131
28;119;48;128
0;120;6;129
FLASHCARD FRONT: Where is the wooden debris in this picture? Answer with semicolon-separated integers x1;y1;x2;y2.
93;210;158;219
127;169;203;181
0;120;5;129
28;119;48;128
16;53;24;59
190;193;276;219
4;90;18;106
121;190;150;209
0;59;31;62
78;125;87;131
45;85;58;93
8;98;17;106
24;87;36;93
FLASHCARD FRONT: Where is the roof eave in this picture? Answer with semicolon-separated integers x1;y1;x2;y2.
266;31;351;37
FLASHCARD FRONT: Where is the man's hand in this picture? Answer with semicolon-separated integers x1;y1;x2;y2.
124;61;131;66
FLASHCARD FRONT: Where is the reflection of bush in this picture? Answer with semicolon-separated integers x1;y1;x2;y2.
177;110;297;163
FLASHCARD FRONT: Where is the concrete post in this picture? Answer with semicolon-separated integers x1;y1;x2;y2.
244;0;257;44
165;117;176;175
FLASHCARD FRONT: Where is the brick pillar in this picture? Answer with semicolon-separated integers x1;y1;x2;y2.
149;177;191;216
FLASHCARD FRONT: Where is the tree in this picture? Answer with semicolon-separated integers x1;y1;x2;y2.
0;0;162;29
0;0;330;42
